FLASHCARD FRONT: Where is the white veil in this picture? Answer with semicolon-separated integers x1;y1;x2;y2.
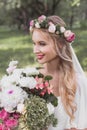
70;45;86;76
70;45;87;128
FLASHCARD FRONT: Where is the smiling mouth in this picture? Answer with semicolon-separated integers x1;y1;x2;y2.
36;55;44;60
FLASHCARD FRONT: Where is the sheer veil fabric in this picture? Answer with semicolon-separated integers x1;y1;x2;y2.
70;45;85;76
70;45;87;129
48;45;87;130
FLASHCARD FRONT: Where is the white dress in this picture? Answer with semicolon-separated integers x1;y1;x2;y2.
48;73;87;130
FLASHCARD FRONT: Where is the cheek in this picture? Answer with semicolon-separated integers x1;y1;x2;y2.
49;46;57;56
40;46;49;53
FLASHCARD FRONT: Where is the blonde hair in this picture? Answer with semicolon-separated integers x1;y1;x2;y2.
48;16;77;121
33;15;77;121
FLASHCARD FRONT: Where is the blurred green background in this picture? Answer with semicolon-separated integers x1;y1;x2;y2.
0;0;87;77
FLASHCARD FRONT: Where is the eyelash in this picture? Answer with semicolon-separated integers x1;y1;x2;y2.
33;42;46;46
39;42;46;46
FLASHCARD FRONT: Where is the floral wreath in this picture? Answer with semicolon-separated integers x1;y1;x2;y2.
29;15;75;43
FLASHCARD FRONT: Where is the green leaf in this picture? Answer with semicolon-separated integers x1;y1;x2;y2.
38;73;44;78
47;94;58;107
0;119;3;123
44;75;53;81
51;98;58;107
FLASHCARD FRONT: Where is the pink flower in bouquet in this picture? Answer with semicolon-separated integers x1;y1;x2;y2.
5;127;11;130
5;119;18;129
0;124;5;130
44;81;49;87
0;109;9;121
36;80;49;90
13;113;20;119
35;77;44;89
40;89;47;96
47;87;53;94
35;76;43;83
8;90;13;94
36;83;45;89
38;15;46;22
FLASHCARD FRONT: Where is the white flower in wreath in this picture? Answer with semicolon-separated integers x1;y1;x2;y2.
35;22;40;28
48;22;56;33
30;26;33;32
60;26;66;33
64;30;72;38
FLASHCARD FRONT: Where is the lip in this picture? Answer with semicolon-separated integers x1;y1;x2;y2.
36;54;45;60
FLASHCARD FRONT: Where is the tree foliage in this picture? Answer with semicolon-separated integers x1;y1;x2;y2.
0;0;87;30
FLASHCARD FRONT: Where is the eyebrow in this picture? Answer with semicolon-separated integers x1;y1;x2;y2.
32;40;46;43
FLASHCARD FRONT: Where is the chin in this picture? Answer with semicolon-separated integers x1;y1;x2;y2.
38;61;45;64
37;59;47;64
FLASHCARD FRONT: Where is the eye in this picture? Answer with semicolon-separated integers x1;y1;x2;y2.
39;41;46;46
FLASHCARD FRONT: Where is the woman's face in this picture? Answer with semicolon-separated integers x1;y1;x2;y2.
32;29;58;64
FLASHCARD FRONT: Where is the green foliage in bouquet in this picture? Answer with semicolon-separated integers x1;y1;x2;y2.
20;96;57;130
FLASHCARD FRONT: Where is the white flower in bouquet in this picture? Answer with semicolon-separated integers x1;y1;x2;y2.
47;103;55;115
0;74;20;89
9;61;18;67
6;60;18;74
0;60;58;130
0;75;11;88
17;103;25;114
18;77;37;89
13;68;24;76
0;85;28;113
22;67;39;76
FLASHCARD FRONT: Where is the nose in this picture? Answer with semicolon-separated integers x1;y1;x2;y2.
33;45;40;54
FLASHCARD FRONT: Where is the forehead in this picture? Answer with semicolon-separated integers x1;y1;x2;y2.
32;29;51;42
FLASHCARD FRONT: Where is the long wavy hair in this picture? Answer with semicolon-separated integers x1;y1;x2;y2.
32;15;77;121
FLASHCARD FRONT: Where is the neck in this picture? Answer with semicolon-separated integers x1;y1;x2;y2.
43;58;59;74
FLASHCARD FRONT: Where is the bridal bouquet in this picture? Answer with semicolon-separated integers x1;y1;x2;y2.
0;61;58;130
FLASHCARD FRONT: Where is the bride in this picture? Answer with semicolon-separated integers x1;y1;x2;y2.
29;15;87;130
